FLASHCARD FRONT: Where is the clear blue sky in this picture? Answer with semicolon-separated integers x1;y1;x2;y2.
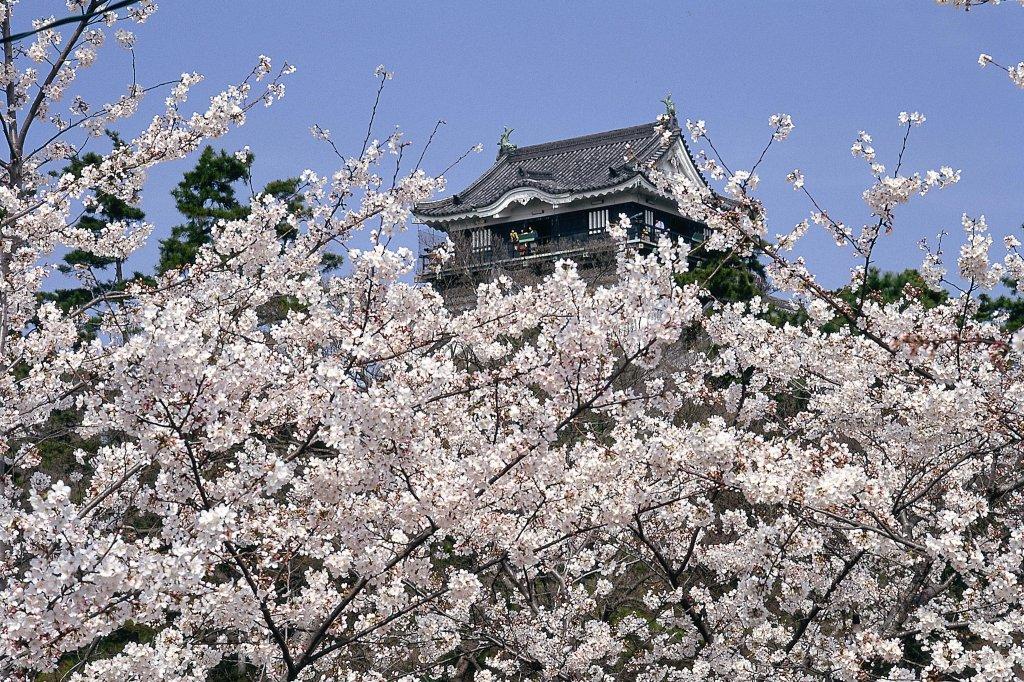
51;1;1024;289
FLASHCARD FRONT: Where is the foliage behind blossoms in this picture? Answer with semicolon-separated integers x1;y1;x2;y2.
5;3;1024;681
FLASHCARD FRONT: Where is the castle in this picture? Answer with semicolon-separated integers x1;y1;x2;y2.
413;104;711;301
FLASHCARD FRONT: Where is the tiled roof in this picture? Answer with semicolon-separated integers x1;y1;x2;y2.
415;120;687;219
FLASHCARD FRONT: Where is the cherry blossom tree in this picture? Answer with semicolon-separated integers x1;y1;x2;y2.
3;2;1024;681
937;0;1024;89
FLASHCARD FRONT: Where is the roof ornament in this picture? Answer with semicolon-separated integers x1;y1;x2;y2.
497;126;517;159
660;93;678;126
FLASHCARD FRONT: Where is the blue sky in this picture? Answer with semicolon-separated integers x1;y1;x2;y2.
48;1;1024;289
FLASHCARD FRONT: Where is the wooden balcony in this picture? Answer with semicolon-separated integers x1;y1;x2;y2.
417;221;674;284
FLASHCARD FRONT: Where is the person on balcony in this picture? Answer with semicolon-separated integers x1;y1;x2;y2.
511;227;537;255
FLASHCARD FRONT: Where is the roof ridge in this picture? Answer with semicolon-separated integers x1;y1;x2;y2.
414;118;700;220
421;122;664;209
507;121;663;160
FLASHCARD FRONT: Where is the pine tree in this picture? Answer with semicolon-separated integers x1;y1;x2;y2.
677;248;766;305
977;280;1024;332
157;146;251;274
841;267;948;310
45;139;146;323
156;146;313;275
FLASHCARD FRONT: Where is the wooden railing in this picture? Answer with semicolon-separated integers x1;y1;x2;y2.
418;221;673;281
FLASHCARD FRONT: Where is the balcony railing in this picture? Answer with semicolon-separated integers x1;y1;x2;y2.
417;222;673;282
